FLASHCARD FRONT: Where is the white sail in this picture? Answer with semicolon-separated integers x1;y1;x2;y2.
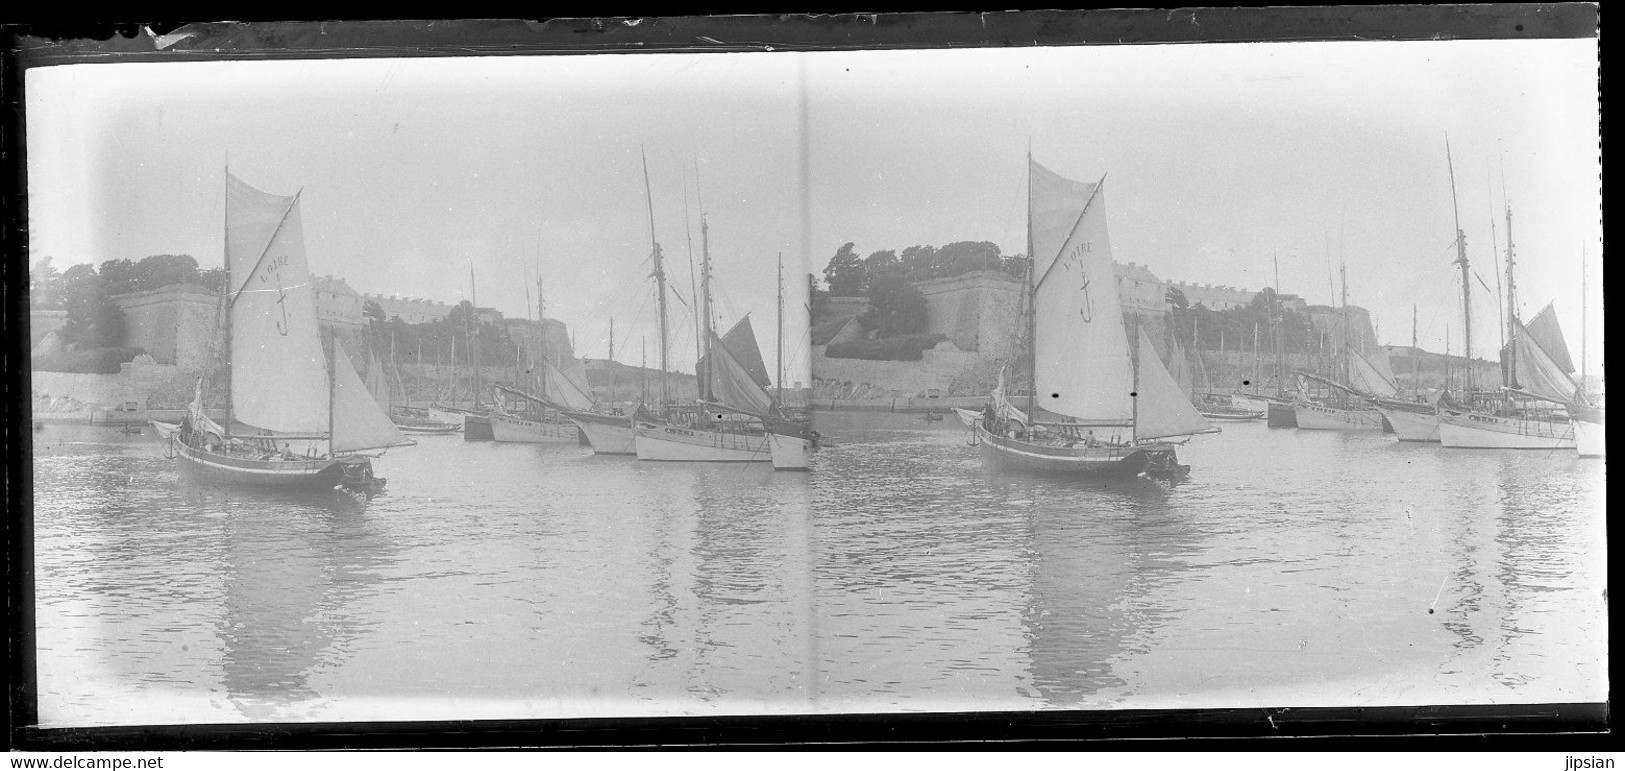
1525;303;1575;373
1134;327;1213;440
1348;350;1400;398
707;331;776;416
542;358;596;411
1370;347;1398;387
1029;159;1099;281
1031;168;1133;424
1512;318;1579;404
226;174;329;434
331;344;411;453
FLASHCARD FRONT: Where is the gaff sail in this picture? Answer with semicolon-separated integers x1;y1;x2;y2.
227;173;329;434
1511;318;1579;405
706;330;776;416
1030;162;1133;424
542;357;597;411
331;343;412;453
699;316;772;389
1525;303;1576;374
1348;350;1400;398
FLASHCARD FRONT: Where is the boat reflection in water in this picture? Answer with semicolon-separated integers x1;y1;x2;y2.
209;487;396;721
31;406;1606;725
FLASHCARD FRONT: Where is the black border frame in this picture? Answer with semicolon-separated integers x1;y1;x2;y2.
5;5;1609;751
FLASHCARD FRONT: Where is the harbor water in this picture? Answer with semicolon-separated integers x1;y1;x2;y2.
31;415;1607;727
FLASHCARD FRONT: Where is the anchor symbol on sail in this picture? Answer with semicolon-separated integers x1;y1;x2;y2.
1078;275;1093;323
274;275;291;336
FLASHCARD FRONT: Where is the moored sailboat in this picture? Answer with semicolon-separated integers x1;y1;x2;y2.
971;157;1213;479
632;204;772;463
1438;202;1579;450
165;172;413;492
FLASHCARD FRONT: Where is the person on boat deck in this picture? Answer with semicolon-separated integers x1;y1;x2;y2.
280;443;297;460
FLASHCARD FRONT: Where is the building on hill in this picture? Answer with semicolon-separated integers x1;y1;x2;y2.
359;289;456;325
1166;280;1257;311
1115;262;1168;318
112;284;220;372
315;275;366;328
1307;304;1377;358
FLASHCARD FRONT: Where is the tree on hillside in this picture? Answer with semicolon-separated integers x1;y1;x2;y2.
861;249;899;290
30;255;62;308
99;259;139;295
861;272;929;338
199;267;227;293
60;265;125;348
133;254;200;291
363;299;387;325
823;242;865;296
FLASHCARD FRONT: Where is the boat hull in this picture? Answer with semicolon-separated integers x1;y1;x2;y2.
1266;400;1298;428
633;420;769;462
564;411;637;455
1373;403;1440;442
1574;417;1605;458
766;430;812;471
1437;409;1576;449
489;412;582;443
1198;409;1263;422
1230;394;1272;413
973;423;1183;478
463;414;494;441
173;439;352;489
1294;401;1384;431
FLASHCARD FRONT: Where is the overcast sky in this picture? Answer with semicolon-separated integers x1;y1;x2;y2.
27;35;1601;380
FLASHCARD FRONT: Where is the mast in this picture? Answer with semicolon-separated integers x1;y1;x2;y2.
1446;137;1473;391
1503;204;1518;390
1411;305;1420;397
537;276;547;400
1273;250;1285;397
223;166;233;440
1252;322;1260;394
642;149;670;408
699;214;714;403
327;333;336;457
1025;147;1037;416
641;337;649;407
609;317;616;409
1340;262;1349;387
1580;244;1588;400
776;252;785;406
390;327;399;411
683;168;702;411
469;265;482;409
1130;315;1141;441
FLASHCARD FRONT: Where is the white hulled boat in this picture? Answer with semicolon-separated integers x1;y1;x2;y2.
1438;199;1581;450
971;157;1214;479
163;172;413;492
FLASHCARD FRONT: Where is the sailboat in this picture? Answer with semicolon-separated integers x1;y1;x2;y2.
761;253;816;471
488;282;586;444
1438;203;1578;449
159;172;413;491
970;157;1213;478
632;211;772;463
1262;253;1300;428
1188;318;1262;421
383;329;459;434
1370;306;1441;441
1572;251;1604;457
1292;264;1384;432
